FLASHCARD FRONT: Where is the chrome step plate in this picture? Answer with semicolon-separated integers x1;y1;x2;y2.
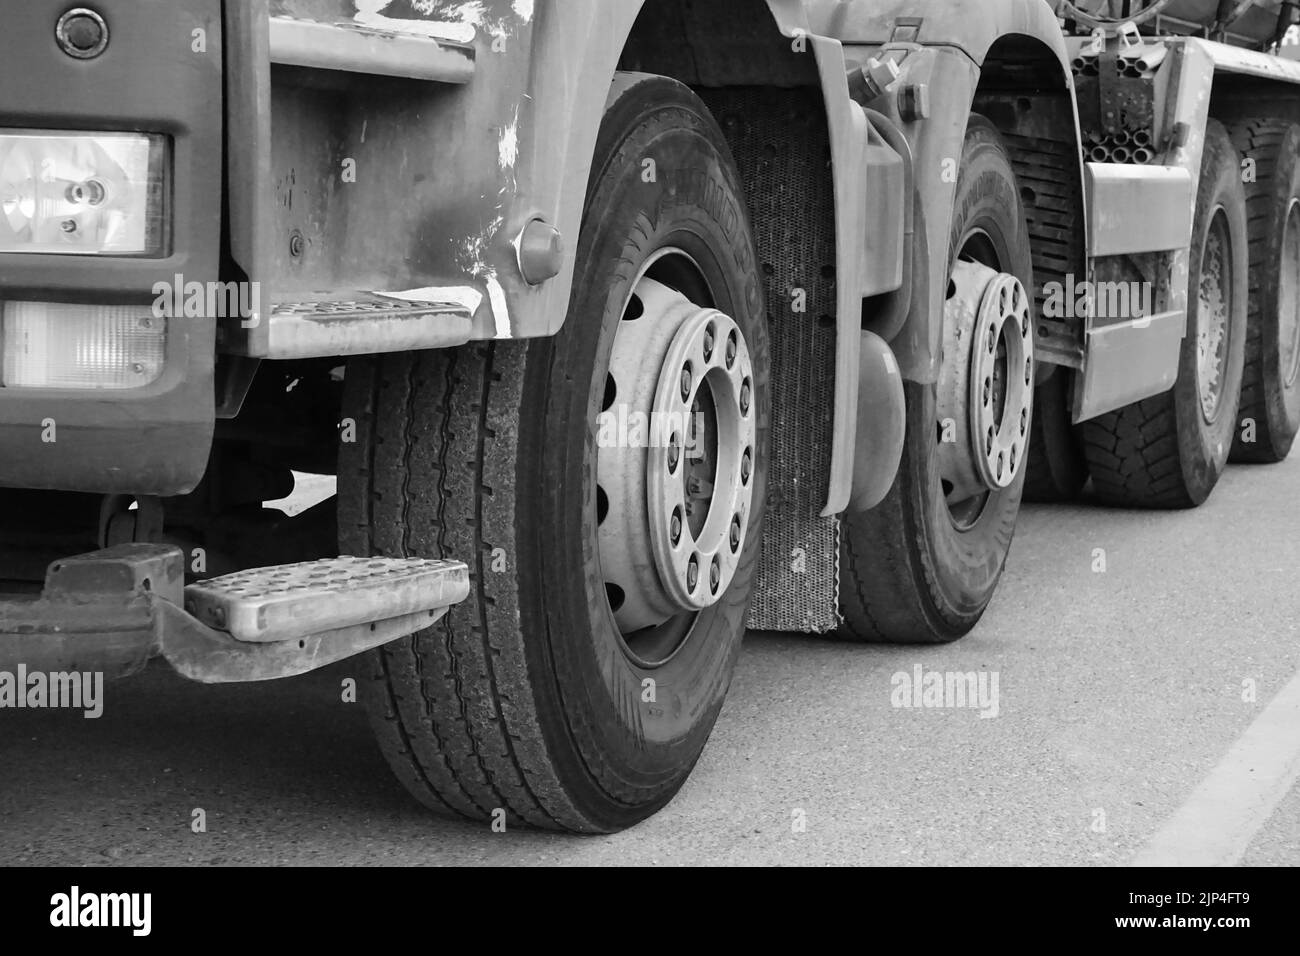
183;557;470;645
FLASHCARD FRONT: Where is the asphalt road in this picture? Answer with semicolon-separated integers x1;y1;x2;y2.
4;459;1299;867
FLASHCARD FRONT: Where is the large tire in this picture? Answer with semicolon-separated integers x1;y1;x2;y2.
338;74;769;832
1080;120;1248;508
839;117;1032;644
1227;119;1300;463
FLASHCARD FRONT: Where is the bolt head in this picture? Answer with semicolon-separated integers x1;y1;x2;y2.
687;556;699;590
680;367;693;402
726;335;738;368
740;381;752;415
741;450;752;483
670;511;682;545
703;332;714;361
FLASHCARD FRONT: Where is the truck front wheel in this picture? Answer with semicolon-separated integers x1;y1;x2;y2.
338;74;769;832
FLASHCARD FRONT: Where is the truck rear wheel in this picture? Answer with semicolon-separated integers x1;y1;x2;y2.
1227;119;1300;463
338;74;769;832
1080;120;1248;507
839;117;1033;643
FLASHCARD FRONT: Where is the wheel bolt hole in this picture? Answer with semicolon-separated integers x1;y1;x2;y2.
730;515;742;553
986;430;994;455
997;453;1004;479
709;556;722;594
625;294;644;322
602;374;617;413
681;365;693;402
741;449;753;485
726;332;739;369
704;325;716;361
596;485;609;525
988;327;997;353
687;555;700;591
740;379;752;415
1020;408;1029;435
606;582;626;613
1025;359;1033;385
670;507;683;546
668;436;681;474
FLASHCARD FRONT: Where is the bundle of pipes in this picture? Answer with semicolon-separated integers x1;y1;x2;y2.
1083;128;1157;164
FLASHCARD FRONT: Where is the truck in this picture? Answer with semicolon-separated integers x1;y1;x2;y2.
2;0;1298;832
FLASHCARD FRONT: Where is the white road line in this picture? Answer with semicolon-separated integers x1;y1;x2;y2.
1131;667;1300;866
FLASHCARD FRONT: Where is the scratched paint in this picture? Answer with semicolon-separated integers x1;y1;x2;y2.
499;106;520;170
349;0;533;44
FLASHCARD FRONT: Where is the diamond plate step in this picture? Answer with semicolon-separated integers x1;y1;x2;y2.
267;293;474;359
183;556;470;645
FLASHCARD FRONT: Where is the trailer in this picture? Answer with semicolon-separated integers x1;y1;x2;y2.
2;0;1299;831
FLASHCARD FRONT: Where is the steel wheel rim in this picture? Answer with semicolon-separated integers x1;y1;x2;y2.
595;248;757;668
938;230;1034;530
1279;199;1300;390
1197;208;1233;424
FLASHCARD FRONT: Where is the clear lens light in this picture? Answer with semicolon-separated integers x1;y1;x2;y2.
1;302;166;389
0;131;165;256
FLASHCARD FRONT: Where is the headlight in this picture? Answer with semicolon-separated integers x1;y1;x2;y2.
0;130;167;256
0;302;166;389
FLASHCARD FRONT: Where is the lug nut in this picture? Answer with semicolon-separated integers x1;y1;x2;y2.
730;516;742;551
668;436;681;473
670;510;683;545
681;366;693;402
1020;408;1029;435
741;449;752;484
726;333;738;369
986;429;994;455
710;559;721;593
687;555;699;590
740;380;752;415
703;331;715;361
983;378;992;407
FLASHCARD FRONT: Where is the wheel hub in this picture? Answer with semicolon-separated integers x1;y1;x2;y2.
938;260;1034;506
597;273;757;638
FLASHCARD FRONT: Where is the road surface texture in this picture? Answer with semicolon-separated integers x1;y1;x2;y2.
4;459;1299;866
